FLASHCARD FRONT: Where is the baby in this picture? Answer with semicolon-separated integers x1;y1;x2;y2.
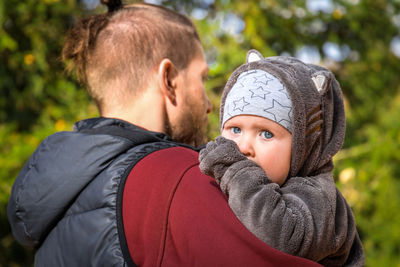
199;50;364;266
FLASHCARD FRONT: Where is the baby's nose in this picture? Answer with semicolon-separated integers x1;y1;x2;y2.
237;138;255;158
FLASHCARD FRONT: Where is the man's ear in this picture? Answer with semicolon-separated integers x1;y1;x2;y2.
158;58;179;106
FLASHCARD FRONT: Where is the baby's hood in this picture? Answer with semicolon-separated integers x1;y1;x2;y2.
220;50;346;178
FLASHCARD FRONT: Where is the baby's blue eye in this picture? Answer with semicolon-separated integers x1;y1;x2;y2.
231;127;241;134
261;131;273;139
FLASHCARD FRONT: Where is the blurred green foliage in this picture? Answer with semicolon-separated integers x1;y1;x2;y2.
1;0;400;266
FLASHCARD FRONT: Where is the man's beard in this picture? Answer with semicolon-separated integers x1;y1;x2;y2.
164;105;208;147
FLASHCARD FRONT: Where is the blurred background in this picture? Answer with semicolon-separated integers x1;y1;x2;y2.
1;0;400;265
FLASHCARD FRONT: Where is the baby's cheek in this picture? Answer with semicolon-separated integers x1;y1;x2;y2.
221;131;233;140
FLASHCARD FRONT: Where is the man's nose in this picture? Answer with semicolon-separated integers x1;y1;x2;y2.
206;97;212;114
237;137;255;158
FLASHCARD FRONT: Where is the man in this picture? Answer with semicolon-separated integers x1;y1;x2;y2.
7;2;320;266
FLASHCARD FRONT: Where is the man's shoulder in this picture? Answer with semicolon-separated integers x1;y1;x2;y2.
132;144;199;168
149;145;199;159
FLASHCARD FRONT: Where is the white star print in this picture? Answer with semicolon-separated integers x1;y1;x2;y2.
264;99;292;124
249;86;271;99
233;97;250;112
278;87;290;98
254;74;273;85
238;70;258;81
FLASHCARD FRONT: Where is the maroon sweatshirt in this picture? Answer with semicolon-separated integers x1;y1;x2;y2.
123;146;321;266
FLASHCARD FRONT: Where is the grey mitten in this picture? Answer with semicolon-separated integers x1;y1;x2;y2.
199;136;248;183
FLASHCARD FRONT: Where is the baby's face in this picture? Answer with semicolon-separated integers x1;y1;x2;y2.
221;115;292;185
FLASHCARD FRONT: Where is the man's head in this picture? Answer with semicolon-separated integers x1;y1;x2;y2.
62;1;211;146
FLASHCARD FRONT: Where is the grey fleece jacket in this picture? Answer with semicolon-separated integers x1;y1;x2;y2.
199;51;364;266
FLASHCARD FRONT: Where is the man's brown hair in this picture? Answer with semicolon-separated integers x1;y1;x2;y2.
62;1;201;113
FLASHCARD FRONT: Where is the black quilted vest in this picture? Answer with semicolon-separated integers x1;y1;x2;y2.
7;117;195;266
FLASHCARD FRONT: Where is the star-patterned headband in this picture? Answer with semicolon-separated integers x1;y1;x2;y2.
222;69;293;133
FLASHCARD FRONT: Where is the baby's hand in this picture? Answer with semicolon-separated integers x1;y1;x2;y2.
199;136;247;183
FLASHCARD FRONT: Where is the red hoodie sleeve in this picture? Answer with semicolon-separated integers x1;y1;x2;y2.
123;146;321;267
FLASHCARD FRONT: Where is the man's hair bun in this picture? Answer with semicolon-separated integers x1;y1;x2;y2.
101;0;123;13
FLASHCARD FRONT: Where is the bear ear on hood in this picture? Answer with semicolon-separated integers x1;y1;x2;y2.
311;71;332;95
246;49;263;63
